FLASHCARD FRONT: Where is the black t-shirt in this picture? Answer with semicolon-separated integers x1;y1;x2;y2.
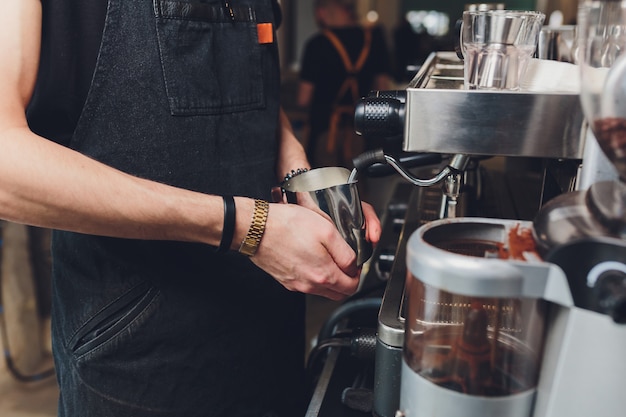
299;25;391;139
27;0;108;146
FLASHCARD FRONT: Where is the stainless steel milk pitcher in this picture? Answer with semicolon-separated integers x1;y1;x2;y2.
275;167;372;266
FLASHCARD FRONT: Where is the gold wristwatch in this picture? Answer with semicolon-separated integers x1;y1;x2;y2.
239;199;269;257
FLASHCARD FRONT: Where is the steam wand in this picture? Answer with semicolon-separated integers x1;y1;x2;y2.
352;150;471;218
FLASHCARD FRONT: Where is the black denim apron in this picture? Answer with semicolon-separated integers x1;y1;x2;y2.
49;1;305;416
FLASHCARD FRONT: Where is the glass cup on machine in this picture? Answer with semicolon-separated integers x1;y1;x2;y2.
461;10;545;90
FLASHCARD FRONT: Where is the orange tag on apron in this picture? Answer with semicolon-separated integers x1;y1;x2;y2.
257;23;273;44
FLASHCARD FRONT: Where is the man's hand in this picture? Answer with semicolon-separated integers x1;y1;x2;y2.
251;202;380;301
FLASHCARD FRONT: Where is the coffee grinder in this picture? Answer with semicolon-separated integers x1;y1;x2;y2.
400;217;571;417
399;215;626;417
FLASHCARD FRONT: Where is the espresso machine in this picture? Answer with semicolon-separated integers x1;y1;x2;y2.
350;3;626;417
355;50;585;417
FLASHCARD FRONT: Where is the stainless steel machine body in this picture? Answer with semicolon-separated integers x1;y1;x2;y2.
372;51;587;417
402;52;584;159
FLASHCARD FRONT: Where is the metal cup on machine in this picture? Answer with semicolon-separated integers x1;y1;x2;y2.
274;167;373;266
536;25;576;63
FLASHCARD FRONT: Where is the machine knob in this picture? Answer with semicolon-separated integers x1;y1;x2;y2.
354;96;406;139
391;218;406;233
376;249;396;274
387;201;408;219
594;270;626;324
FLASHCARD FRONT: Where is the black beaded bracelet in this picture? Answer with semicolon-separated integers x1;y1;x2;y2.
218;195;236;253
283;168;308;184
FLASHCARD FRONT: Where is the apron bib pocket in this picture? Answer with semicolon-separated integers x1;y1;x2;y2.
154;0;265;116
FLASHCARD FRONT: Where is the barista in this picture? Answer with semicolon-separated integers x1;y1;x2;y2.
0;1;381;416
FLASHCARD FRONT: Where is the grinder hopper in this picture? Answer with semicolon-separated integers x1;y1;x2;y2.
399;217;572;417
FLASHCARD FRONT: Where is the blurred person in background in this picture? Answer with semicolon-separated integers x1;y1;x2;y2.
298;0;393;169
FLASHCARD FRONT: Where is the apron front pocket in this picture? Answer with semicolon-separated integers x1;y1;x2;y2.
69;282;159;358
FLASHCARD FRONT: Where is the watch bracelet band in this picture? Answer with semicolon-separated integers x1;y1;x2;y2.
239;199;269;257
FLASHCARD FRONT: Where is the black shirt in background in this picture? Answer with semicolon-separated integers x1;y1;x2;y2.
299;25;391;141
